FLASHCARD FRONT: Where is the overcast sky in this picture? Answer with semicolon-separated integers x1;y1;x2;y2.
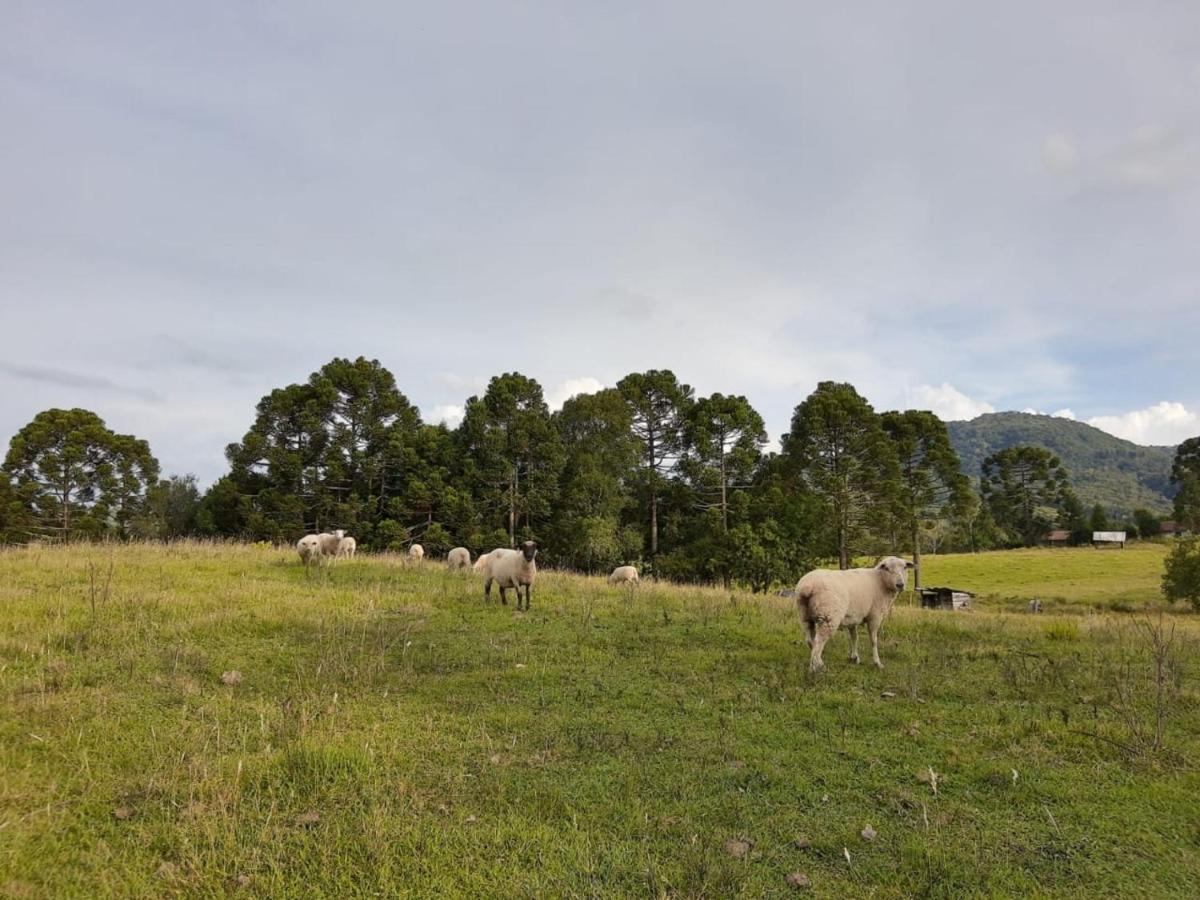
3;1;1198;484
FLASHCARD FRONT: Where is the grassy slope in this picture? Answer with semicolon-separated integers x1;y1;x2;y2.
2;543;1199;898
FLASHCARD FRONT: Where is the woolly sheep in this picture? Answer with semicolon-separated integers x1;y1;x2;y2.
472;552;492;573
607;565;639;586
793;556;913;673
408;544;425;562
338;535;357;559
446;547;471;570
296;534;323;567
316;529;345;559
482;541;538;610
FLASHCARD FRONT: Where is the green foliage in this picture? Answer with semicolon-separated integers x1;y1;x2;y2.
2;408;159;539
1171;436;1200;532
782;382;899;568
1134;508;1162;541
1089;503;1110;533
980;445;1079;547
136;474;202;539
1162;537;1200;610
947;412;1175;517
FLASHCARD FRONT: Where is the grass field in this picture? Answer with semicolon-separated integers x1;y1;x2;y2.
2;542;1198;898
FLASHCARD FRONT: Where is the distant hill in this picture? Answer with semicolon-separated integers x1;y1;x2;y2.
946;412;1177;517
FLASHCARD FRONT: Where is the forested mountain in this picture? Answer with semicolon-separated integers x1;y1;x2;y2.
946;412;1177;516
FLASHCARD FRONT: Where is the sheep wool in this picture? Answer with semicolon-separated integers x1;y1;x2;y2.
793;556;912;673
446;547;471;570
482;542;537;610
408;544;425;562
607;565;639;585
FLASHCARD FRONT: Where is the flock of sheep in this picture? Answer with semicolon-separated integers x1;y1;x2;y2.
294;530;914;674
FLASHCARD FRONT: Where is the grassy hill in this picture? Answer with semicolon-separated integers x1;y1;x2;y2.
947;412;1177;517
2;542;1197;897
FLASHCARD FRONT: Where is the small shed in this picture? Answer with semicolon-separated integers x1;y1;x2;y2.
1160;521;1187;537
1044;529;1071;547
1092;530;1126;548
920;587;974;611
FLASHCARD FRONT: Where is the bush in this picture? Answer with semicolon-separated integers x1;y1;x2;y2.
1162;538;1200;611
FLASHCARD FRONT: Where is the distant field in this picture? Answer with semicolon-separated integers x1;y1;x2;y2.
919;542;1171;612
2;542;1198;898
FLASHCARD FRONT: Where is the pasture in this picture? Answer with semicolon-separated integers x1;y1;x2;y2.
2;542;1198;898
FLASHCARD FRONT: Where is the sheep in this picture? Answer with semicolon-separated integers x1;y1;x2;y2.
1028;599;1043;614
296;534;323;567
482;541;537;610
408;543;425;563
607;565;639;586
316;529;345;559
793;556;913;673
338;535;357;559
446;547;471;570
472;552;492;573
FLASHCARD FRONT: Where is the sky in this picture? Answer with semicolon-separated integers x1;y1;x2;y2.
2;1;1198;485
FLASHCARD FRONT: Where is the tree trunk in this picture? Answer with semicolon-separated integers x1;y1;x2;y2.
508;464;518;548
648;432;658;558
720;445;728;534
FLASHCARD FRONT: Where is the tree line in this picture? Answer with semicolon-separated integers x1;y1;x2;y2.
3;357;1197;590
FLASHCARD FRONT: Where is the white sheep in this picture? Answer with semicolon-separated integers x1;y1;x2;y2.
316;529;345;559
296;534;323;567
793;556;913;673
408;543;425;563
607;565;639;586
446;547;471;570
482;541;538;609
472;552;492;573
338;535;357;559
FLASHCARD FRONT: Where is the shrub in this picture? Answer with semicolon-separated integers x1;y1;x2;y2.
1162;538;1200;611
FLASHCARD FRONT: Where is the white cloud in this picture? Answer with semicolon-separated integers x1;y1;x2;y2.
1087;401;1200;446
1042;133;1080;174
430;404;465;428
1051;408;1075;420
909;383;995;421
545;377;606;411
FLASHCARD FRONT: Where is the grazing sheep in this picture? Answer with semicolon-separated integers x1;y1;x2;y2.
446;547;471;570
1028;599;1043;614
472;552;492;573
483;541;538;610
408;544;425;563
793;556;913;673
338;535;357;559
607;565;639;586
296;534;323;567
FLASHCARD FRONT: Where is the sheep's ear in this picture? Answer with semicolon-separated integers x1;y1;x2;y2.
905;561;915;570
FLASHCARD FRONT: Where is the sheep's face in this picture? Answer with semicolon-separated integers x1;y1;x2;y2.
520;540;538;562
334;529;345;539
876;556;913;591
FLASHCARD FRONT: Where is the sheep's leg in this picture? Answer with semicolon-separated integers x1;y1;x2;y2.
485;577;494;602
848;625;860;664
809;621;835;673
802;619;815;648
499;585;509;606
524;583;532;610
867;616;884;668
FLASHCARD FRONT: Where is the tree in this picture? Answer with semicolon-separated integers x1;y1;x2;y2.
550;389;640;572
1163;538;1200;610
1172;437;1200;532
0;475;32;543
3;408;159;539
1089;503;1110;533
457;373;562;547
1134;508;1162;541
880;410;970;589
979;446;1078;547
682;394;766;534
139;474;201;539
782;382;899;568
617;370;694;561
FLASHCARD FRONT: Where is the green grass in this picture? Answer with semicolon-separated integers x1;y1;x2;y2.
2;542;1199;898
919;543;1171;612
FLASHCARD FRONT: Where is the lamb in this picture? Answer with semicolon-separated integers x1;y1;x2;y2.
446;547;471;570
338;535;357;559
607;565;639;586
793;556;913;673
408;543;425;563
472;552;492;573
482;541;538;610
